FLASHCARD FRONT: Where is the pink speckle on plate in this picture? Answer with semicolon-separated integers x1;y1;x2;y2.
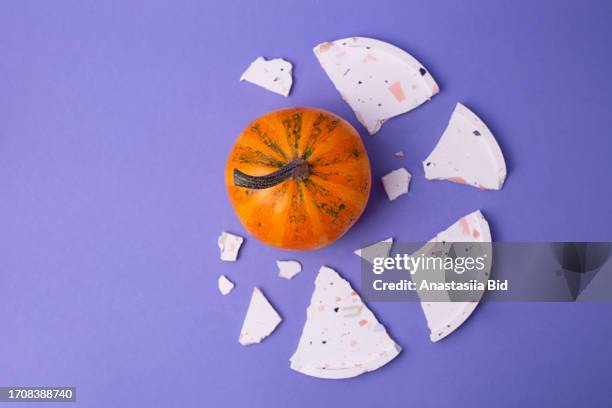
388;81;406;102
458;217;471;235
449;176;467;184
363;54;377;63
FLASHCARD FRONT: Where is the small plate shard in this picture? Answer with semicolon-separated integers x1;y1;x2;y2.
354;238;393;264
314;37;439;135
239;288;282;346
240;56;293;97
381;168;411;200
423;103;507;190
290;266;401;379
218;231;244;262
411;210;492;342
218;275;235;296
394;150;405;157
277;260;302;280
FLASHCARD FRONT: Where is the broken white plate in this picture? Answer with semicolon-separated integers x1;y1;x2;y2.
314;37;439;135
239;288;282;346
240;56;293;97
411;210;492;342
423;103;507;190
218;275;235;295
277;260;302;280
218;231;244;261
381;168;411;200
290;266;401;379
354;238;393;265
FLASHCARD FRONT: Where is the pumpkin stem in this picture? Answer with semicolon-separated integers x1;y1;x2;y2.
233;159;309;189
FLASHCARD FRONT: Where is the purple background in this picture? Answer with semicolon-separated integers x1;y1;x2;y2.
1;1;612;407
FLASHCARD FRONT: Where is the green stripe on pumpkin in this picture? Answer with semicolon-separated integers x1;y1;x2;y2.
233;145;285;168
251;124;288;161
301;113;327;161
302;178;347;221
282;112;303;159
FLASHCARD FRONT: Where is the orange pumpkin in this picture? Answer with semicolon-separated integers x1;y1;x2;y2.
225;107;371;250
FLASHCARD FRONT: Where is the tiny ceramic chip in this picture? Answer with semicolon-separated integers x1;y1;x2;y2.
218;231;244;261
277;260;302;280
394;150;405;157
240;56;293;97
239;288;282;346
410;210;492;342
218;275;235;295
381;168;411;200
314;37;439;135
354;238;393;265
423;103;507;190
290;266;401;379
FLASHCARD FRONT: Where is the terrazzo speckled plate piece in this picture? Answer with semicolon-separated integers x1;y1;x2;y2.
411;210;492;342
314;37;439;135
290;266;401;379
239;288;282;346
423;103;507;190
240;56;293;97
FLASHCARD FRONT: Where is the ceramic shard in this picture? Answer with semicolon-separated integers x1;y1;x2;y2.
218;231;244;261
381;168;411;200
239;288;282;346
240;56;293;97
277;260;302;280
218;275;235;295
354;238;393;265
314;37;439;135
290;266;401;379
423;103;507;190
411;210;492;342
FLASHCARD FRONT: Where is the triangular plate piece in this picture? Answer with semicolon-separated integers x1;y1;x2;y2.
239;288;282;346
411;210;492;342
423;103;507;190
314;37;439;135
290;266;401;379
218;275;235;295
354;238;393;264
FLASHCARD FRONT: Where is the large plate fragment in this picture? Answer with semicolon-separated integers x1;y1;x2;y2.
290;266;401;379
423;103;507;190
240;56;293;97
314;37;439;135
411;210;492;342
239;288;282;346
